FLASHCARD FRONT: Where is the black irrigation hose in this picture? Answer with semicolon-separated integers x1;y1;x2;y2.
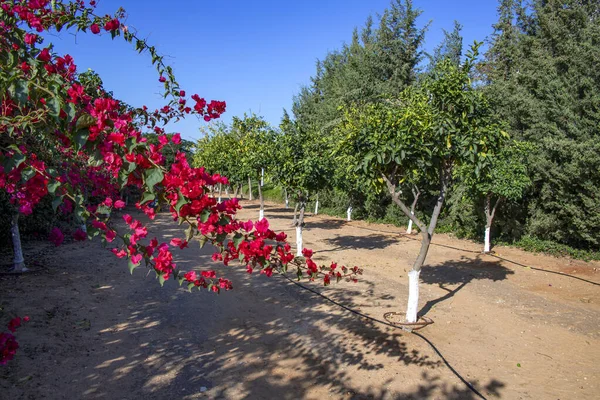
279;273;487;400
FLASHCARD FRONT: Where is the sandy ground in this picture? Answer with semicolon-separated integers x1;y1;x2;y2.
1;200;599;399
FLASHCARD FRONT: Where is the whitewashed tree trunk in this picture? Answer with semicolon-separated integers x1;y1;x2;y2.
284;189;289;209
296;226;303;257
314;194;319;215
261;168;264;187
248;177;253;201
10;214;27;273
347;206;353;221
407;215;414;234
218;183;222;203
483;195;501;253
257;173;264;220
225;186;230;199
406;270;421;323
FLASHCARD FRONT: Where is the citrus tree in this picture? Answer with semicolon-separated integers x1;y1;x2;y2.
273;112;332;255
236;114;275;221
461;142;531;252
336;43;509;323
0;0;359;365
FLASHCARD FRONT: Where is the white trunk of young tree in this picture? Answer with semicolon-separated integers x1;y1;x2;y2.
407;215;414;234
296;226;303;257
483;195;501;254
248;177;253;201
382;167;450;324
225;186;230;199
406;269;421;323
346;206;353;221
257;173;264;221
10;214;27;273
261;168;264;187
285;189;289;209
314;194;319;215
217;183;222;203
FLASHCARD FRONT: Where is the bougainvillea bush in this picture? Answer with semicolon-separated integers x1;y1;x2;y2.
0;0;360;364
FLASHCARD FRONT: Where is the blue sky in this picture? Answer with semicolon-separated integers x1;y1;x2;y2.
46;0;499;141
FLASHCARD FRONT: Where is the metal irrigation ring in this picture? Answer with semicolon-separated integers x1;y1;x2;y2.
383;312;434;331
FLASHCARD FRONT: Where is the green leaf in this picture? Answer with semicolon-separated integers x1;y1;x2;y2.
199;235;208;248
46;97;61;118
51;196;64;211
174;190;187;213
76;113;96;130
128;259;139;274
158;273;166;287
20;167;36;182
144;168;164;192
47;181;60;194
200;209;211;223
140;191;155;205
2;151;26;173
232;233;243;249
185;225;194;241
187;282;195;292
73;128;90;151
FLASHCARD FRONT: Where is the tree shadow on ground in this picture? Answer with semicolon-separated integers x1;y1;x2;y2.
317;234;398;254
418;256;514;318
304;218;348;230
0;213;507;400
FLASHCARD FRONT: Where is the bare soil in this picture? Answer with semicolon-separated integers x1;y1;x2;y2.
1;200;599;399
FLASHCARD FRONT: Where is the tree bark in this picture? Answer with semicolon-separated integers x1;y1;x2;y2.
284;188;289;209
314;193;319;215
10;214;27;273
347;206;353;221
248;177;253;201
407;186;421;235
483;194;502;253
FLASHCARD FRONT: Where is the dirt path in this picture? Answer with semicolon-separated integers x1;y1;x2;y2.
1;200;599;399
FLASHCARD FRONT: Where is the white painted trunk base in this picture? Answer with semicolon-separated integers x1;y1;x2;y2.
261;168;264;186
259;209;264;221
296;226;303;257
484;226;491;253
406;270;421;323
314;201;319;215
11;215;27;272
407;219;413;235
285;197;289;209
347;206;353;221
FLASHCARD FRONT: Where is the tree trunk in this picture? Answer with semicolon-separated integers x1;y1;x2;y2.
248;177;253;201
382;167;449;323
292;202;299;226
218;183;222;203
225;186;230;199
261;167;264;187
483;194;501;253
347;206;353;221
314;193;319;215
295;201;306;256
233;185;239;199
257;174;264;220
407;186;421;234
10;214;27;273
284;188;289;209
